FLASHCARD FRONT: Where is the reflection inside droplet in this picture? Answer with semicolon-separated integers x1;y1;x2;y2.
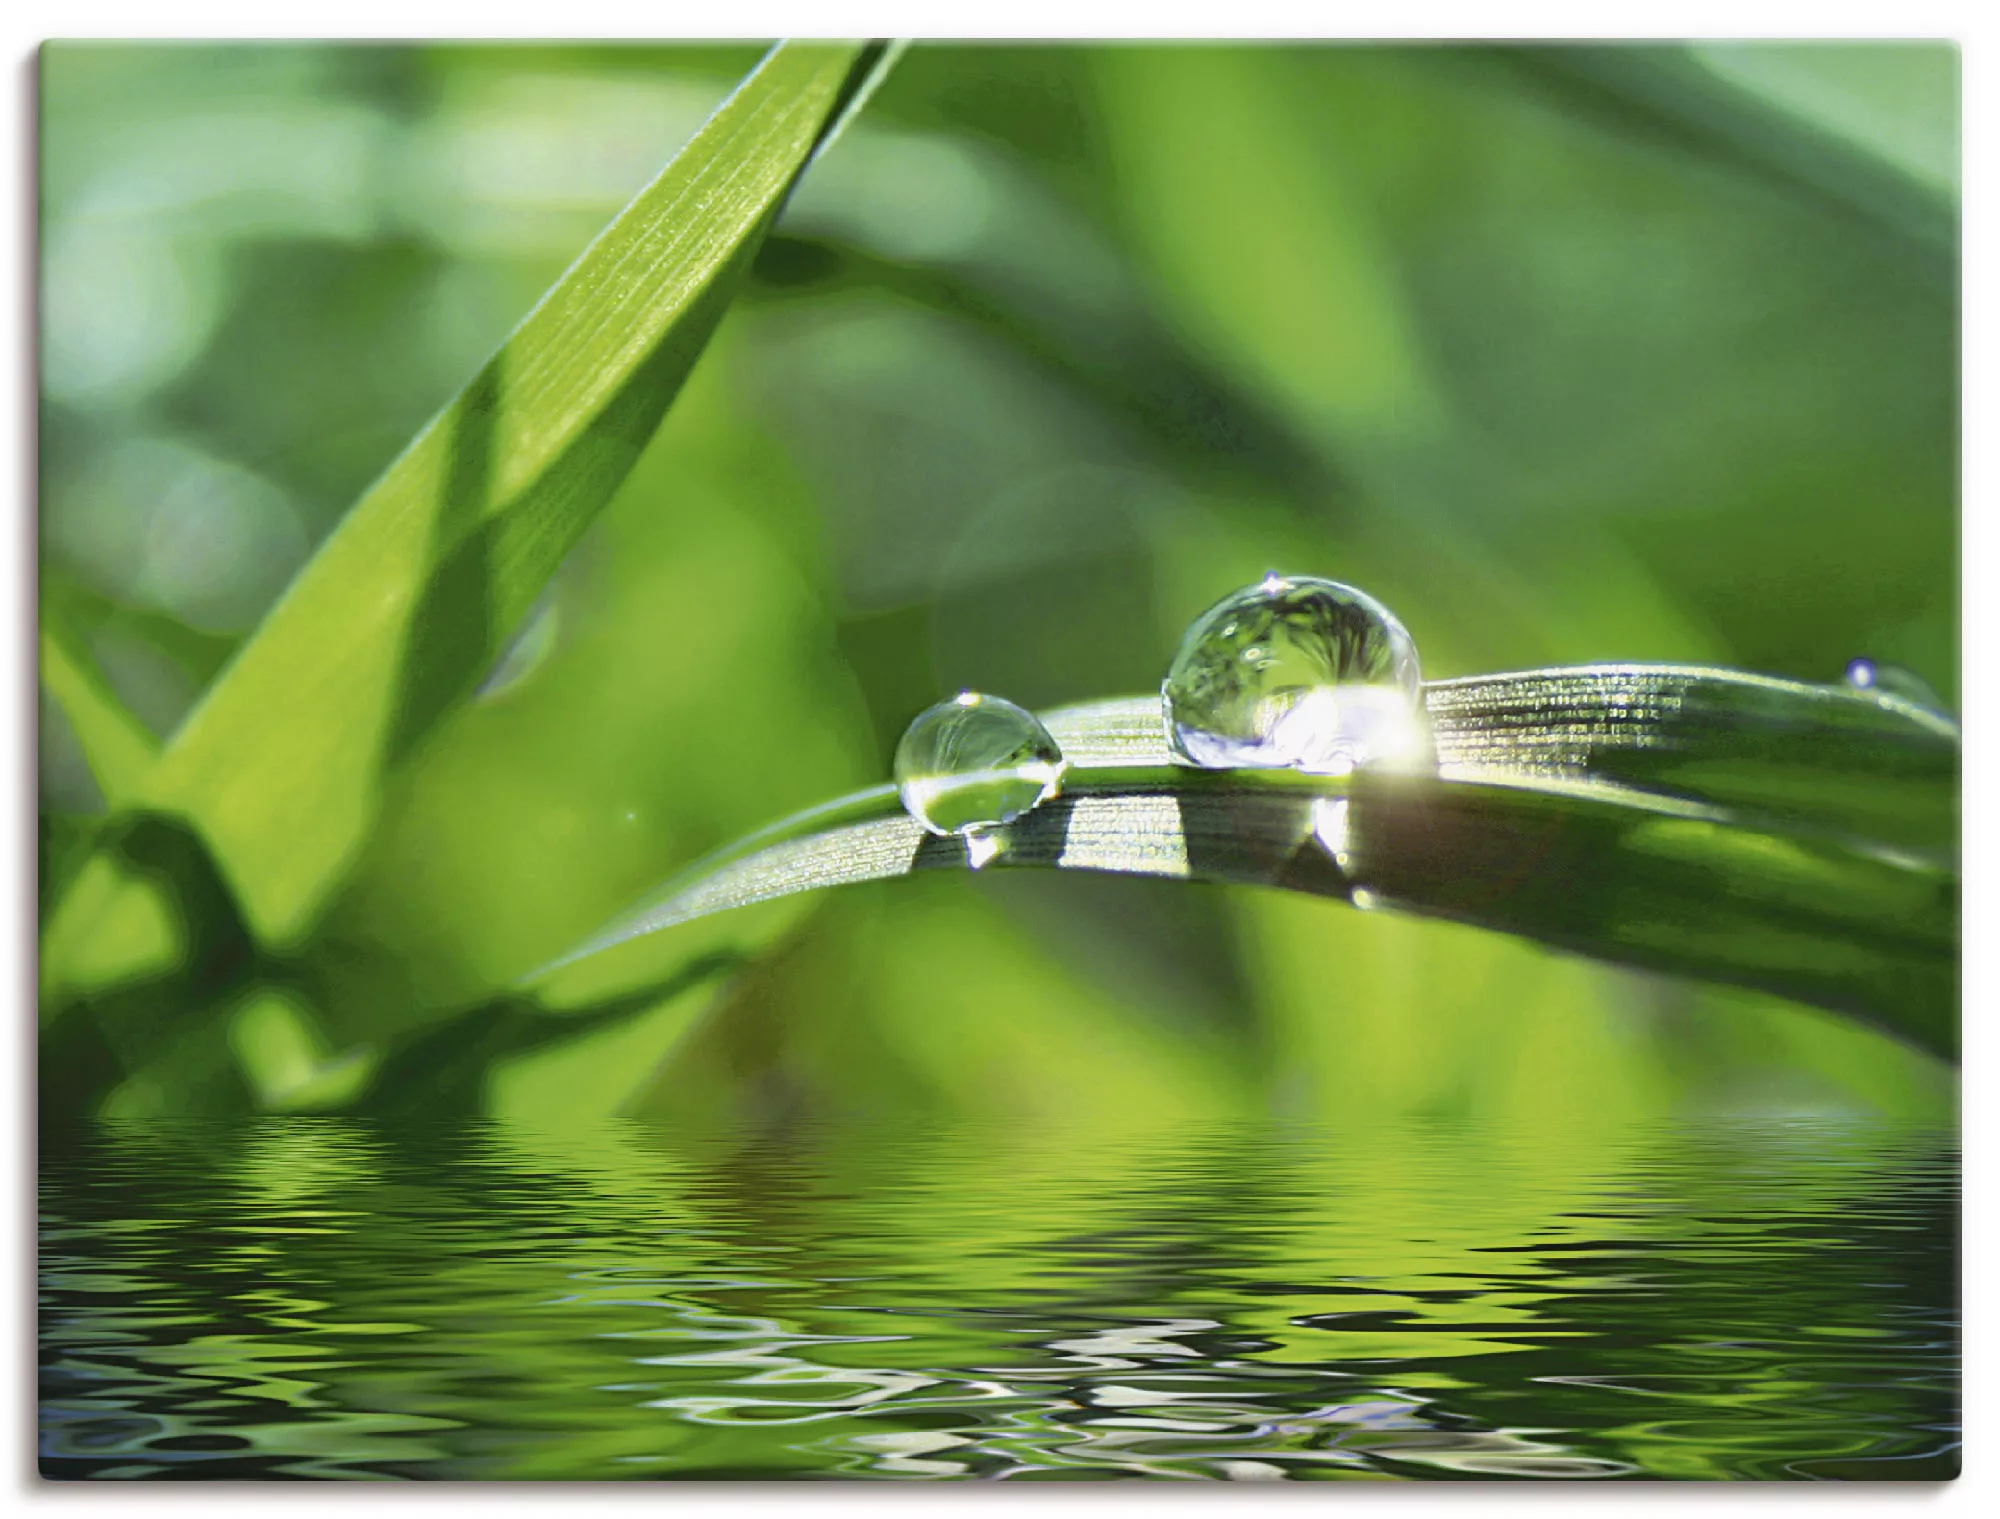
1163;575;1429;775
894;691;1068;838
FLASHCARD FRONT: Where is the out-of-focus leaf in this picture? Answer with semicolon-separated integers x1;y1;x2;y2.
1503;45;1956;274
1688;43;1958;195
224;986;376;1114
749;233;1337;503
40;41;898;994
357;951;745;1120
37;794;753;1118
531;667;1957;1061
38;625;159;809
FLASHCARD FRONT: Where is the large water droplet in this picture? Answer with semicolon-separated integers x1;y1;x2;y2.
1162;574;1428;774
894;692;1068;838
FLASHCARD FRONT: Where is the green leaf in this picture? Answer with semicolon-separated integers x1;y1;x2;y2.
38;625;160;809
40;41;898;988
529;666;1958;1062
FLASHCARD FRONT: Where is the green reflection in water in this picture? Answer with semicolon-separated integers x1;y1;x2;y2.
40;1117;1956;1480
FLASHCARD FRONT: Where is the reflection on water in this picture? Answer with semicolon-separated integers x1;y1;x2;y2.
40;1118;1957;1480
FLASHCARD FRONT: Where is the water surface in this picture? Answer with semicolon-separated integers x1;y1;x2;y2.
40;1117;1958;1480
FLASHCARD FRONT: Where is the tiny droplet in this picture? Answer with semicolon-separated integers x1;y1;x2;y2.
1844;657;1947;712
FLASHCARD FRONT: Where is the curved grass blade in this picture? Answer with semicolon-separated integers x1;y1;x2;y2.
41;41;899;993
530;666;1958;1060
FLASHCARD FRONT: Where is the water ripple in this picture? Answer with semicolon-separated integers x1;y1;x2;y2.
39;1117;1957;1480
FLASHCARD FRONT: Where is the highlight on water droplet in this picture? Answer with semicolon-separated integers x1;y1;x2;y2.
1311;795;1353;870
894;691;1068;840
1844;657;1948;712
1161;574;1429;775
477;584;561;702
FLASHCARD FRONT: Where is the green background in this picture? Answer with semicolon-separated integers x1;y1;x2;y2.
37;41;1959;1127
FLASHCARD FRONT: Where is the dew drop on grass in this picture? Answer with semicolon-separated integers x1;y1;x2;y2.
1844;657;1948;711
1162;573;1429;774
894;692;1068;839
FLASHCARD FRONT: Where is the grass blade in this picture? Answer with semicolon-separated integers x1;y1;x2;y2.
41;41;897;988
531;666;1958;1060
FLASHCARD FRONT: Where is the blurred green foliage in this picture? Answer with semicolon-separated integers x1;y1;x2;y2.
38;41;1957;1126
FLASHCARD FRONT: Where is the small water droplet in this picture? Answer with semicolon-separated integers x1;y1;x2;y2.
1844;657;1947;710
894;692;1067;838
1162;575;1428;774
476;596;561;701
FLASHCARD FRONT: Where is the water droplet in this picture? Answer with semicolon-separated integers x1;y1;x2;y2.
1162;574;1428;774
477;587;560;701
894;692;1068;839
1844;658;1947;710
